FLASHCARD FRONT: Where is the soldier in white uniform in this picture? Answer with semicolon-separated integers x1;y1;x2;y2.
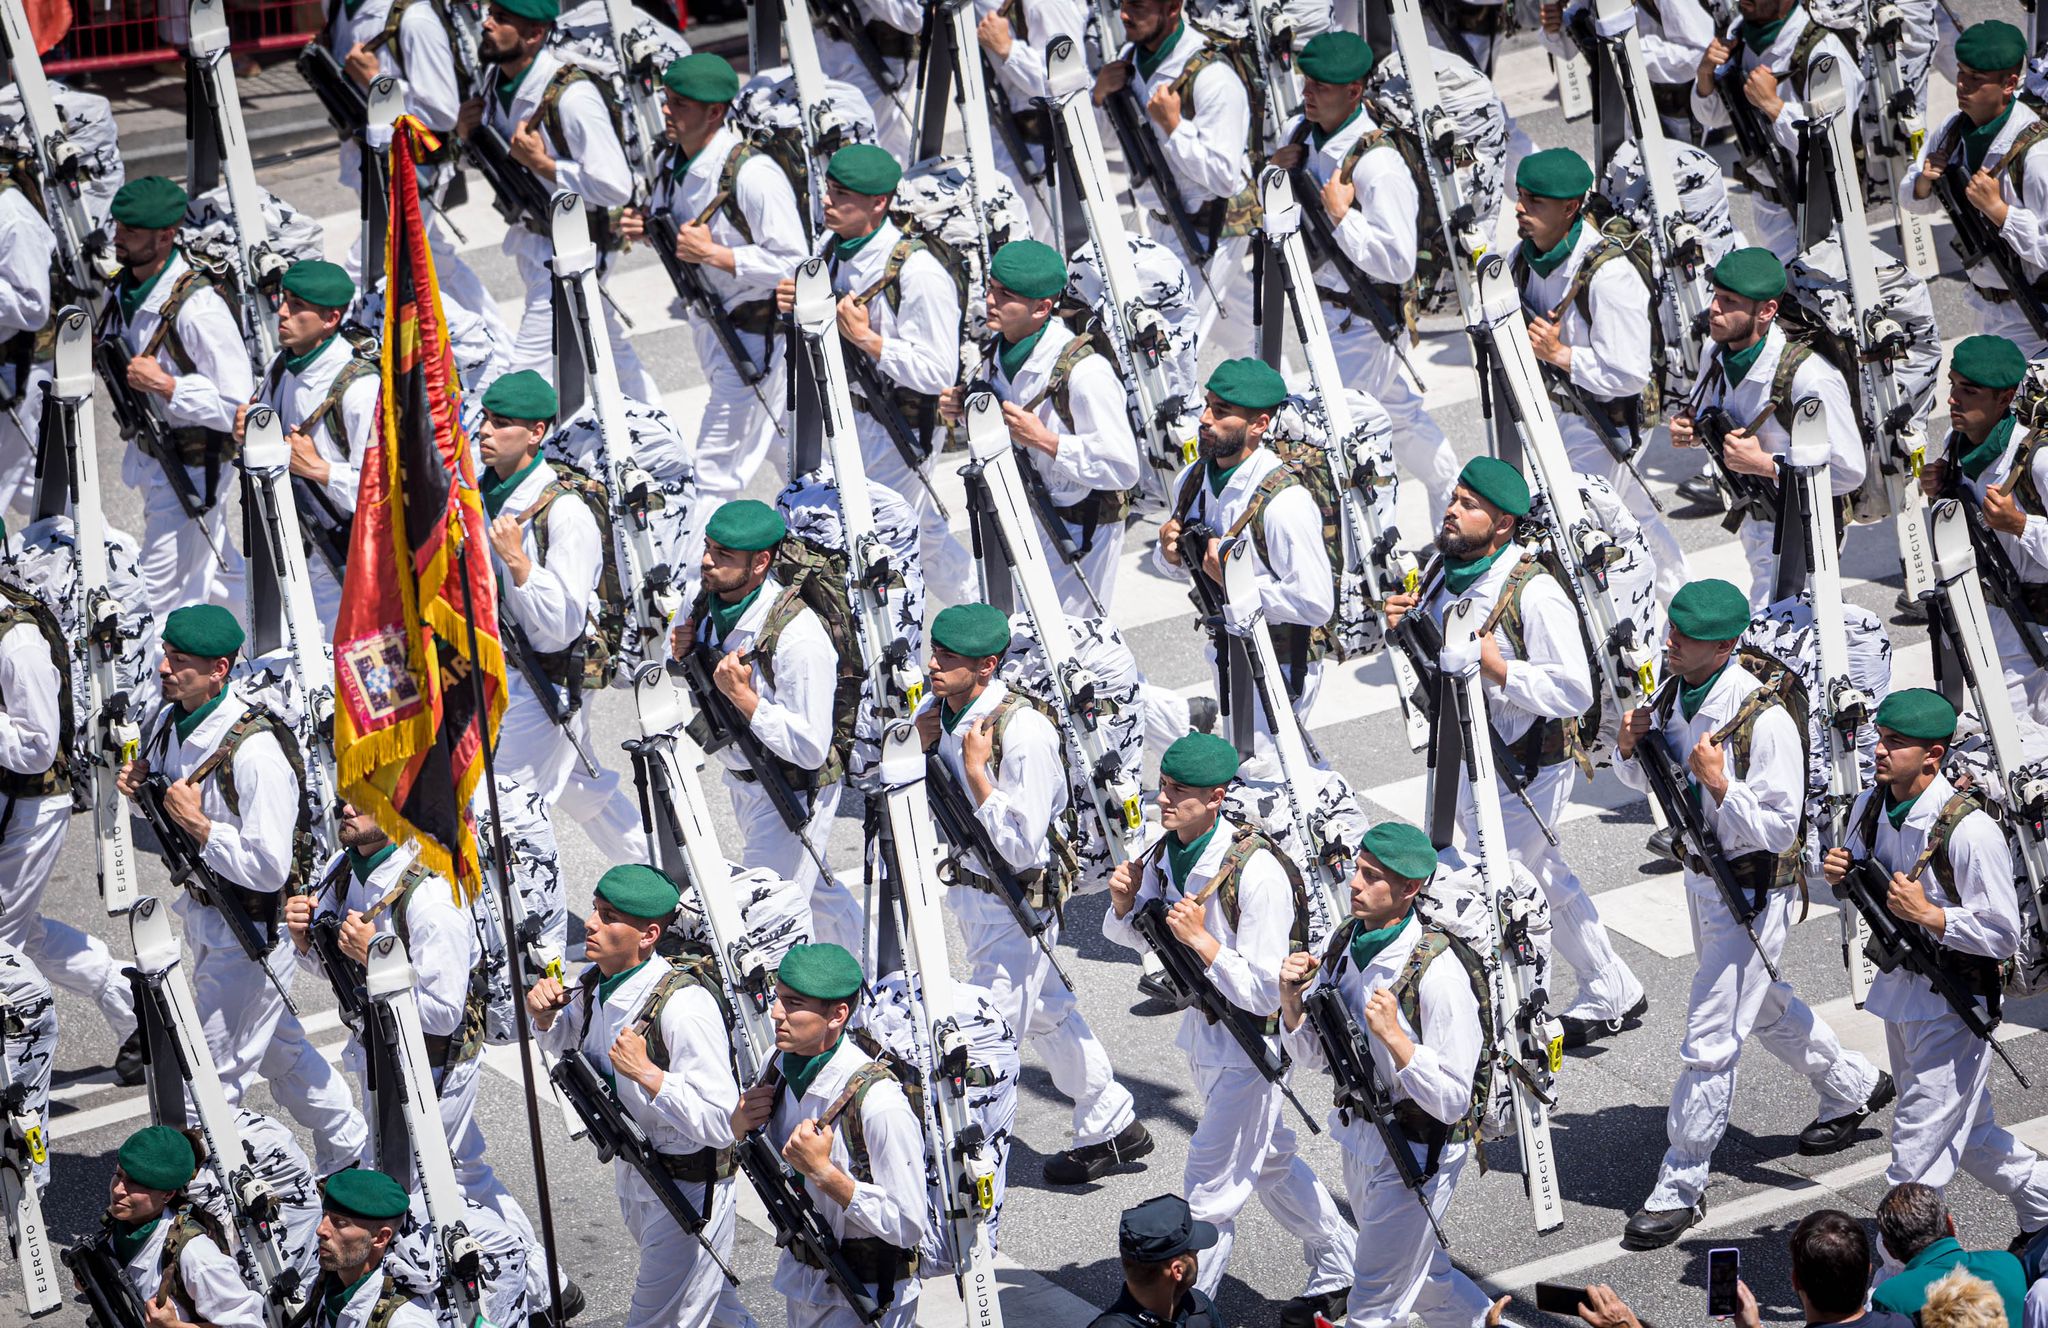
1091;0;1261;362
1102;733;1357;1321
238;260;375;623
116;605;369;1176
939;240;1141;614
972;0;1085;236
1688;0;1864;261
629;53;806;501
1823;690;2048;1243
1904;22;2048;359
104;177;251;616
731;943;931;1328
477;371;651;955
1153;359;1334;750
916;602;1149;1185
1280;820;1497;1328
0;166;53;521
531;865;754;1328
1385;457;1648;1042
1540;0;1714;141
0;543;140;1077
453;0;655;397
776;144;974;605
92;1125;266;1328
815;0;921;161
0;941;54;1190
680;499;861;953
1668;248;1864;608
1267;30;1460;520
1614;579;1891;1248
1509;147;1688;603
309;1169;438;1327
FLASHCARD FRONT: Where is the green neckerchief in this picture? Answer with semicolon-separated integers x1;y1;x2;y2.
831;225;884;262
1884;787;1924;830
940;689;986;734
1739;14;1789;53
349;843;398;886
671;143;703;179
320;1271;376;1324
1348;908;1415;970
108;1216;162;1264
283;333;338;378
1963;100;2017;175
1134;19;1186;81
1520;216;1585;280
494;61;533;111
174;686;229;743
1309;104;1364;151
117;253;176;323
596;958;651;1007
1679;661;1729;722
998;321;1050;382
1165;821;1219;890
780;1034;845;1100
1957;414;2019;482
343;0;371;18
1442;544;1509;595
481;454;548;519
708;582;764;648
1721;335;1768;386
1206;457;1245;495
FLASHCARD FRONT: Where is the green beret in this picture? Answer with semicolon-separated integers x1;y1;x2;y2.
595;864;682;920
989;240;1067;301
1956;20;2027;73
1159;732;1240;789
491;0;558;22
1667;579;1752;642
930;602;1012;659
1457;456;1531;518
1874;687;1958;742
162;603;245;659
1205;357;1289;412
826;144;903;196
1952;335;2028;391
117;1125;197;1192
280;259;356;310
1515;147;1595;200
1296;31;1373;85
1362;820;1438;882
110;176;189;230
703;498;786;553
479;370;557;422
320;1168;411;1221
661;52;740;104
1710;247;1787;302
778;943;864;1001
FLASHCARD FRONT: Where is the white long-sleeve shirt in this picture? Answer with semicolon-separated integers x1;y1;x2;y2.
1943;419;2048;583
0;187;52;343
0;609;61;785
1695;323;1865;497
1903;101;2048;287
490;460;602;715
1101;820;1295;1069
323;849;477;1042
1539;0;1713;86
480;49;635;268
823;219;961;398
1689;9;1864;180
262;334;377;520
144;681;301;901
693;572;839;775
119;1212;267;1328
110;248;256;446
1513;222;1654;407
990;327;1141;506
1151;448;1335;630
974;0;1085;107
1123;24;1253;210
1280;106;1419;289
329;0;465;188
924;678;1065;879
1421;541;1595;747
646;123;808;309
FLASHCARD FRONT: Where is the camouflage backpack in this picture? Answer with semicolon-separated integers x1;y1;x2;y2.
1143;819;1312;1030
1164;32;1264;238
535;64;628;247
823;1026;926;1190
754;537;865;789
1344;109;1442;315
1525;201;1665;423
1480;551;1608;777
1015;331;1135;534
521;460;628;692
982;688;1084;912
0;581;72;799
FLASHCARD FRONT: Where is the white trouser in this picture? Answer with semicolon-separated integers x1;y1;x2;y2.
990;128;1056;242
183;902;368;1174
1886;1014;2048;1230
1558;414;1690;604
346;204;509;390
950;886;1133;1148
1341;1140;1492;1328
1737;518;1787;610
0;366;47;521
507;246;659;402
1185;1059;1355;1299
1457;763;1643;1022
1032;501;1125;618
1150;225;1258;366
725;772;861;954
622;1174;756;1327
851;414;977;606
0;794;136;1040
1752;198;1799;264
1990;604;2048;725
693;326;784;502
135;453;245;617
1644;884;1880;1210
438;1055;541;1265
1330;314;1459;521
496;687;650;866
1968;286;2048;362
816;39;914;162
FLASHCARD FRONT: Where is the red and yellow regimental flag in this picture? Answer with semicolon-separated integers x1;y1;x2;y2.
334;116;506;902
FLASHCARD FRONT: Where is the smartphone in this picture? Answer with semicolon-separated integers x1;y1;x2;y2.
1707;1247;1741;1318
1535;1282;1589;1315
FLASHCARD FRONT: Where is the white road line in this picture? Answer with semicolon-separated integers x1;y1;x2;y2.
47;1037;354;1144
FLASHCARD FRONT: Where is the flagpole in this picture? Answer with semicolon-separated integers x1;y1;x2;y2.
453;533;569;1328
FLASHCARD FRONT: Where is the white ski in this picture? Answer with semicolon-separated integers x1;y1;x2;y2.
185;0;282;363
915;0;1000;297
1386;0;1491;324
598;0;670;181
0;993;54;1318
1553;48;1594;120
1864;0;1940;277
1243;0;1304;146
0;0;104;297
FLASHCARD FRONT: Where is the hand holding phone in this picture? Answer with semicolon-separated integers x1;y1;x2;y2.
1708;1248;1741;1319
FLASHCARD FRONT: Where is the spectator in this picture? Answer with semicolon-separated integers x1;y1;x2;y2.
1088;1194;1223;1328
1925;1269;2011;1328
1874;1184;2026;1328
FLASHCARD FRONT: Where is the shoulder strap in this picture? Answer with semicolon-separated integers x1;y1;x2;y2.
1996;117;2048;194
1172;464;1209;523
1168;44;1221;113
1915;790;1985;886
1223;459;1301;545
140;269;215;372
851;236;920;309
1018;333;1098;418
1477;553;1545;638
1757;337;1815;433
297;355;376;445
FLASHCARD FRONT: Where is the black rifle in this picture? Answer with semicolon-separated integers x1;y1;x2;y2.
733;1083;885;1325
291;473;353;583
1300;984;1447;1246
1285;161;1408;351
1132;896;1320;1130
923;753;1075;992
1388;599;1444;727
1691;403;1781;533
295;42;368;138
549;1050;743;1280
467;123;553;232
841;335;936;467
674;649;821;848
92;335;221;523
1104;86;1213;264
646;212;768;386
1835;858;2030;1085
819;0;909;94
1716;40;1797;208
133;773;300;1013
1630;717;1784;982
62;1237;149;1328
1951;491;2048;669
1931;118;2048;349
